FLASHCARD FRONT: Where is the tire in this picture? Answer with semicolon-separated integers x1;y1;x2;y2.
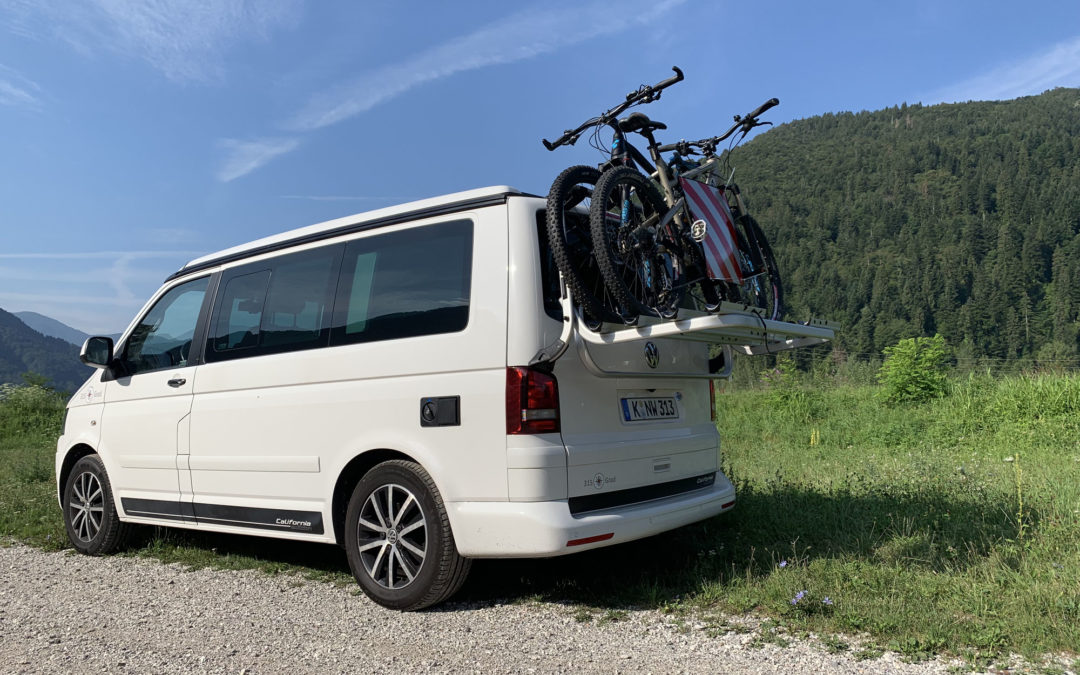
344;460;471;611
63;454;133;555
680;232;723;311
736;213;783;321
589;167;684;322
545;166;625;327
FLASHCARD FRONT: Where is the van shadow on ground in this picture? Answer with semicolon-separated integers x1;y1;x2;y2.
137;482;1026;611
455;482;1026;609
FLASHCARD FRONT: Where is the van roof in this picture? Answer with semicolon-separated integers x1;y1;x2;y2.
169;185;529;281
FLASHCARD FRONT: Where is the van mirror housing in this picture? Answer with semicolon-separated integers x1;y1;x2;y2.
80;336;114;369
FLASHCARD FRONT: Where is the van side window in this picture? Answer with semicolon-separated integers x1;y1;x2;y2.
332;219;472;345
213;270;270;352
119;276;209;376
207;246;342;362
263;254;338;348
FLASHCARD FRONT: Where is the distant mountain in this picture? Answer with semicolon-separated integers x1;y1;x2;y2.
0;308;92;393
14;311;89;346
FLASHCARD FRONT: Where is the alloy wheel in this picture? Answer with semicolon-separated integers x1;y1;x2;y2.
355;483;428;590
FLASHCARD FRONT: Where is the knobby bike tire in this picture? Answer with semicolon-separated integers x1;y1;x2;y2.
589;167;684;322
545;165;624;326
720;212;782;321
741;213;783;321
679;231;723;312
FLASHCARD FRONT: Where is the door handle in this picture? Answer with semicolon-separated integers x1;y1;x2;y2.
167;377;187;387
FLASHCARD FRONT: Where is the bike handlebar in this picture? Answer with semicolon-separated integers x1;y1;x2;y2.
745;97;779;121
655;97;780;155
542;66;684;151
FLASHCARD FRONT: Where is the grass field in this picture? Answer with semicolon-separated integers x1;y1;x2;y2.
2;372;1078;667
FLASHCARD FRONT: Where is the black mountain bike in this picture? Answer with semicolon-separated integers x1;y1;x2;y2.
579;98;784;323
627;98;784;321
544;69;783;324
543;67;685;325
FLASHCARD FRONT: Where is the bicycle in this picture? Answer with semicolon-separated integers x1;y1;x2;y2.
544;69;783;324
543;67;685;325
582;98;785;324
647;98;784;321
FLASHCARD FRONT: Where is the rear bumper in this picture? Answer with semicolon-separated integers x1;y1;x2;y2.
448;471;736;557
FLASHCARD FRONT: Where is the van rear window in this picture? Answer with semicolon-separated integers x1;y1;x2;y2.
535;210;563;322
331;219;473;345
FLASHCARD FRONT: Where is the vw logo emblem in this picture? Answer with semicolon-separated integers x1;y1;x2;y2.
644;342;659;369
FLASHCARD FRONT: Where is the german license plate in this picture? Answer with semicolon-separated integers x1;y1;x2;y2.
621;397;678;422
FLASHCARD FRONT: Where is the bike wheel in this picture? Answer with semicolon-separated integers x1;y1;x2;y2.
743;214;783;320
733;213;783;321
546;166;626;327
679;232;723;312
589;167;683;322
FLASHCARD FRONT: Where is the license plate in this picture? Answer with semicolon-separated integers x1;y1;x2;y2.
621;397;678;422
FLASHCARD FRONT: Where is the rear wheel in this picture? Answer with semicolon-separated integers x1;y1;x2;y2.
589;167;683;322
546;165;625;327
63;455;132;555
345;460;470;610
680;232;723;311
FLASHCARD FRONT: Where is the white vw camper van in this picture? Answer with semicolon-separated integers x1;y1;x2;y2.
57;186;832;610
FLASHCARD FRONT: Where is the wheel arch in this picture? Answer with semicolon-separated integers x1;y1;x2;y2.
58;443;98;505
332;448;420;546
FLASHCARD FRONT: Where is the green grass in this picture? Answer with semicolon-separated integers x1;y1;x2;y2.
2;374;1079;662
0;383;68;549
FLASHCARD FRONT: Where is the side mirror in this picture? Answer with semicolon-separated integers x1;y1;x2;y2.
80;336;114;369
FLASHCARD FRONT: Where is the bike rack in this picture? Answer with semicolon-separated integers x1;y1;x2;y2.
531;276;838;378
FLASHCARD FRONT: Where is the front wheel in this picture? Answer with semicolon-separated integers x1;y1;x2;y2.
344;460;471;610
63;454;133;555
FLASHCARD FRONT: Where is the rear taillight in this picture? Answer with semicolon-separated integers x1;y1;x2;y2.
709;380;717;423
506;367;560;434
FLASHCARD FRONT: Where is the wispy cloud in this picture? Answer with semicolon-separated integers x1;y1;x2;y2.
143;227;201;244
0;265;163;285
280;194;394;202
0;63;41;109
1;0;301;83
216;137;300;182
0;251;201;260
0;291;145;307
924;35;1080;104
289;0;687;131
0;249;205;334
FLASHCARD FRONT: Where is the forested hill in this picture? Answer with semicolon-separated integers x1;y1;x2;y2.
732;87;1080;364
0;308;90;393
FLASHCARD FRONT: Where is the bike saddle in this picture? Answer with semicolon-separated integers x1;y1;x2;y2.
618;112;667;134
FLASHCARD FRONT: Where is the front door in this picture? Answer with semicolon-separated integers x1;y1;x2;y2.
100;276;210;523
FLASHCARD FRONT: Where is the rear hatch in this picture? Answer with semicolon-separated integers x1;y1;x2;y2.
524;196;720;512
553;336;720;515
512;197;829;514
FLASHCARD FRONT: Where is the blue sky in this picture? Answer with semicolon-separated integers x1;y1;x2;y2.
1;0;1079;334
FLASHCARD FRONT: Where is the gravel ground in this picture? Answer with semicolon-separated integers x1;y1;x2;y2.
0;544;983;674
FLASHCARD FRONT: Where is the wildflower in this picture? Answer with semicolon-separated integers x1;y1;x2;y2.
790;590;807;605
778;560;788;568
822;597;833;606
